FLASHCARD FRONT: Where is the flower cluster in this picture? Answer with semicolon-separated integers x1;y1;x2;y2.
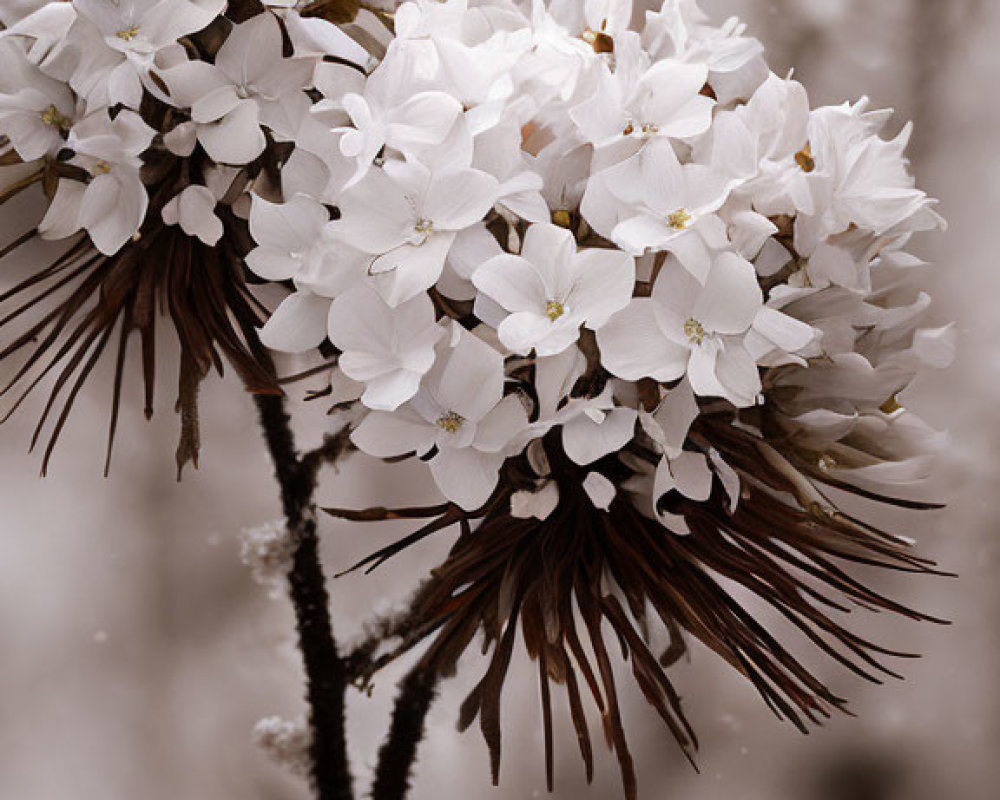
239;0;949;519
297;1;949;794
0;0;373;472
0;1;952;797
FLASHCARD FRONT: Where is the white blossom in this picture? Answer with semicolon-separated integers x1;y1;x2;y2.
352;326;528;510
38;109;155;255
472;222;634;356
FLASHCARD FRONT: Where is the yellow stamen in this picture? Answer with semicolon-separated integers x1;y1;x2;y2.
545;301;565;322
668;209;693;231
91;160;112;176
435;411;464;434
684;318;706;345
880;395;903;414
794;143;815;173
116;26;140;41
552;209;572;229
40;105;71;131
640;122;659;135
414;218;434;234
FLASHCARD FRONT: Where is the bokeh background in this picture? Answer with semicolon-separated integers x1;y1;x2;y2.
1;1;997;798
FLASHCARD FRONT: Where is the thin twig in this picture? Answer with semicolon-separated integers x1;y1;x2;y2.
254;393;354;800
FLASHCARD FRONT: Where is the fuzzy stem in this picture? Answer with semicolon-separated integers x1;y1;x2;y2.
254;393;354;800
370;666;439;800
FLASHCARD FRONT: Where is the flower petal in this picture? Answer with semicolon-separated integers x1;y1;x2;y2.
258;290;330;354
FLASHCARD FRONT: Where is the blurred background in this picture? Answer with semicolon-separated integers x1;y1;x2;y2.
1;1;997;798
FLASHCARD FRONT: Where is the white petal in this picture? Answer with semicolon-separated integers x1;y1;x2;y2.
472;253;547;314
198;101;265;164
191;84;241;124
597;299;689;382
428;327;503;423
79;173;147;256
360;370;424;412
176;185;222;245
164;120;197;156
369;233;455;307
562;407;637;466
511;481;560;520
351;409;435;458
569;247;636;329
258;291;330;354
496;312;556;356
424;168;499;231
245;247;302;282
475;393;529;453
692;252;762;335
582;471;616;510
386;91;462;152
429;447;504;511
38;178;85;242
713;340;761;407
646;378;699;459
670;451;713;502
250;193;327;252
751;306;816;353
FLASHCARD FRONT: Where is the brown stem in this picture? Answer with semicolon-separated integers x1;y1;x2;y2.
254;393;354;800
370;666;439;800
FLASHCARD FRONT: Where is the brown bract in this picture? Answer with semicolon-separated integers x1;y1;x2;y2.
327;420;946;800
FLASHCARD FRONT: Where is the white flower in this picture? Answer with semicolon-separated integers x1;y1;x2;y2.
0;39;77;161
570;37;715;151
246;193;361;297
312;54;463;183
518;345;639;466
71;0;226;108
161;184;223;245
334;159;499;306
38;109;155;255
327;285;444;411
598;252;813;406
159;13;314;164
794;99;938;253
351;326;528;510
472;222;634;356
583;138;732;280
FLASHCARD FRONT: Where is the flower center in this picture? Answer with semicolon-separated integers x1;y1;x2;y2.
684;318;706;345
545;301;565;322
794;143;815;173
581;28;615;54
435;411;464;434
552;209;572;229
668;209;693;231
40;105;71;131
640;122;659;135
91;160;112;176
116;26;140;41
817;454;837;472
879;395;902;414
414;218;434;235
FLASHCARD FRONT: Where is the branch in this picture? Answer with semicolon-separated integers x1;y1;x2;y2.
254;393;354;800
370;665;440;800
